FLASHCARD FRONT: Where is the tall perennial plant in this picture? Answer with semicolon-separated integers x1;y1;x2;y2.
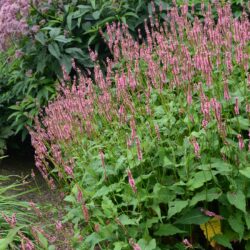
30;2;250;249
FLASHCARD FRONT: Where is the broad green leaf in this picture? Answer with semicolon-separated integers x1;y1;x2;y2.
93;186;110;198
85;232;103;250
245;213;250;230
37;231;49;248
48;246;56;250
90;0;96;9
239;167;250;178
213;235;233;249
61;54;72;74
227;190;246;213
92;10;100;20
113;241;128;250
119;214;137;225
175;208;210;225
49;28;61;38
54;35;73;43
190;188;222;206
151;204;162;222
155;224;185;236
187;171;213;191
35;32;46;45
228;214;244;240
67;12;74;30
101;197;117;218
168;200;189;219
65;47;85;59
48;43;61;60
138;239;156;250
153;183;175;204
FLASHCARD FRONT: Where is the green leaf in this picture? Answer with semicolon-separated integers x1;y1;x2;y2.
168;200;189;219
65;47;85;59
228;214;244;240
92;10;100;20
138;239;156;250
0;227;23;250
61;54;72;74
37;231;49;248
49;28;61;38
155;224;185;236
190;188;222;206
48;43;61;60
67;12;74;30
187;171;213;191
113;241;128;250
48;246;56;250
175;208;210;225
93;185;110;198
35;32;46;45
90;0;96;9
213;235;233;249
227;190;246;213
153;183;175;204
245;213;250;230
101;197;117;218
119;214;137;225
54;35;73;43
85;232;103;250
239;167;250;179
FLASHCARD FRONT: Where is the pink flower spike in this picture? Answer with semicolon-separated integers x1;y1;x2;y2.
55;221;63;230
127;169;137;193
129;238;141;250
234;97;239;115
237;134;244;150
183;238;193;249
191;138;200;158
200;208;224;220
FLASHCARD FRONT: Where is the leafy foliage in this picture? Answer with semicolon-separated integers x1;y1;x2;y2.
30;1;250;249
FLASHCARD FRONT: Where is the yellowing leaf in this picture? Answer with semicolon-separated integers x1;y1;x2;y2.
200;217;222;247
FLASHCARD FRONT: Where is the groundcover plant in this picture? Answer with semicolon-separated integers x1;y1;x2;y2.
30;1;250;249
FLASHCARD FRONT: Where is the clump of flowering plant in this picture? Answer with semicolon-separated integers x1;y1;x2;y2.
0;0;30;50
30;1;250;249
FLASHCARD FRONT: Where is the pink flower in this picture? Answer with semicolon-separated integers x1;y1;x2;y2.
77;187;83;202
129;239;141;250
223;81;230;100
183;238;193;249
94;223;100;232
237;134;244;150
55;221;63;230
191;138;200;158
135;137;143;161
200;208;224;220
31;169;35;178
82;203;89;223
64;166;74;177
127;169;137;193
187;85;192;105
234;97;239;115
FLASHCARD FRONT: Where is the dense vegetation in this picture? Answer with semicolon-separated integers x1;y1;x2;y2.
0;0;250;249
29;1;250;249
0;0;248;155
